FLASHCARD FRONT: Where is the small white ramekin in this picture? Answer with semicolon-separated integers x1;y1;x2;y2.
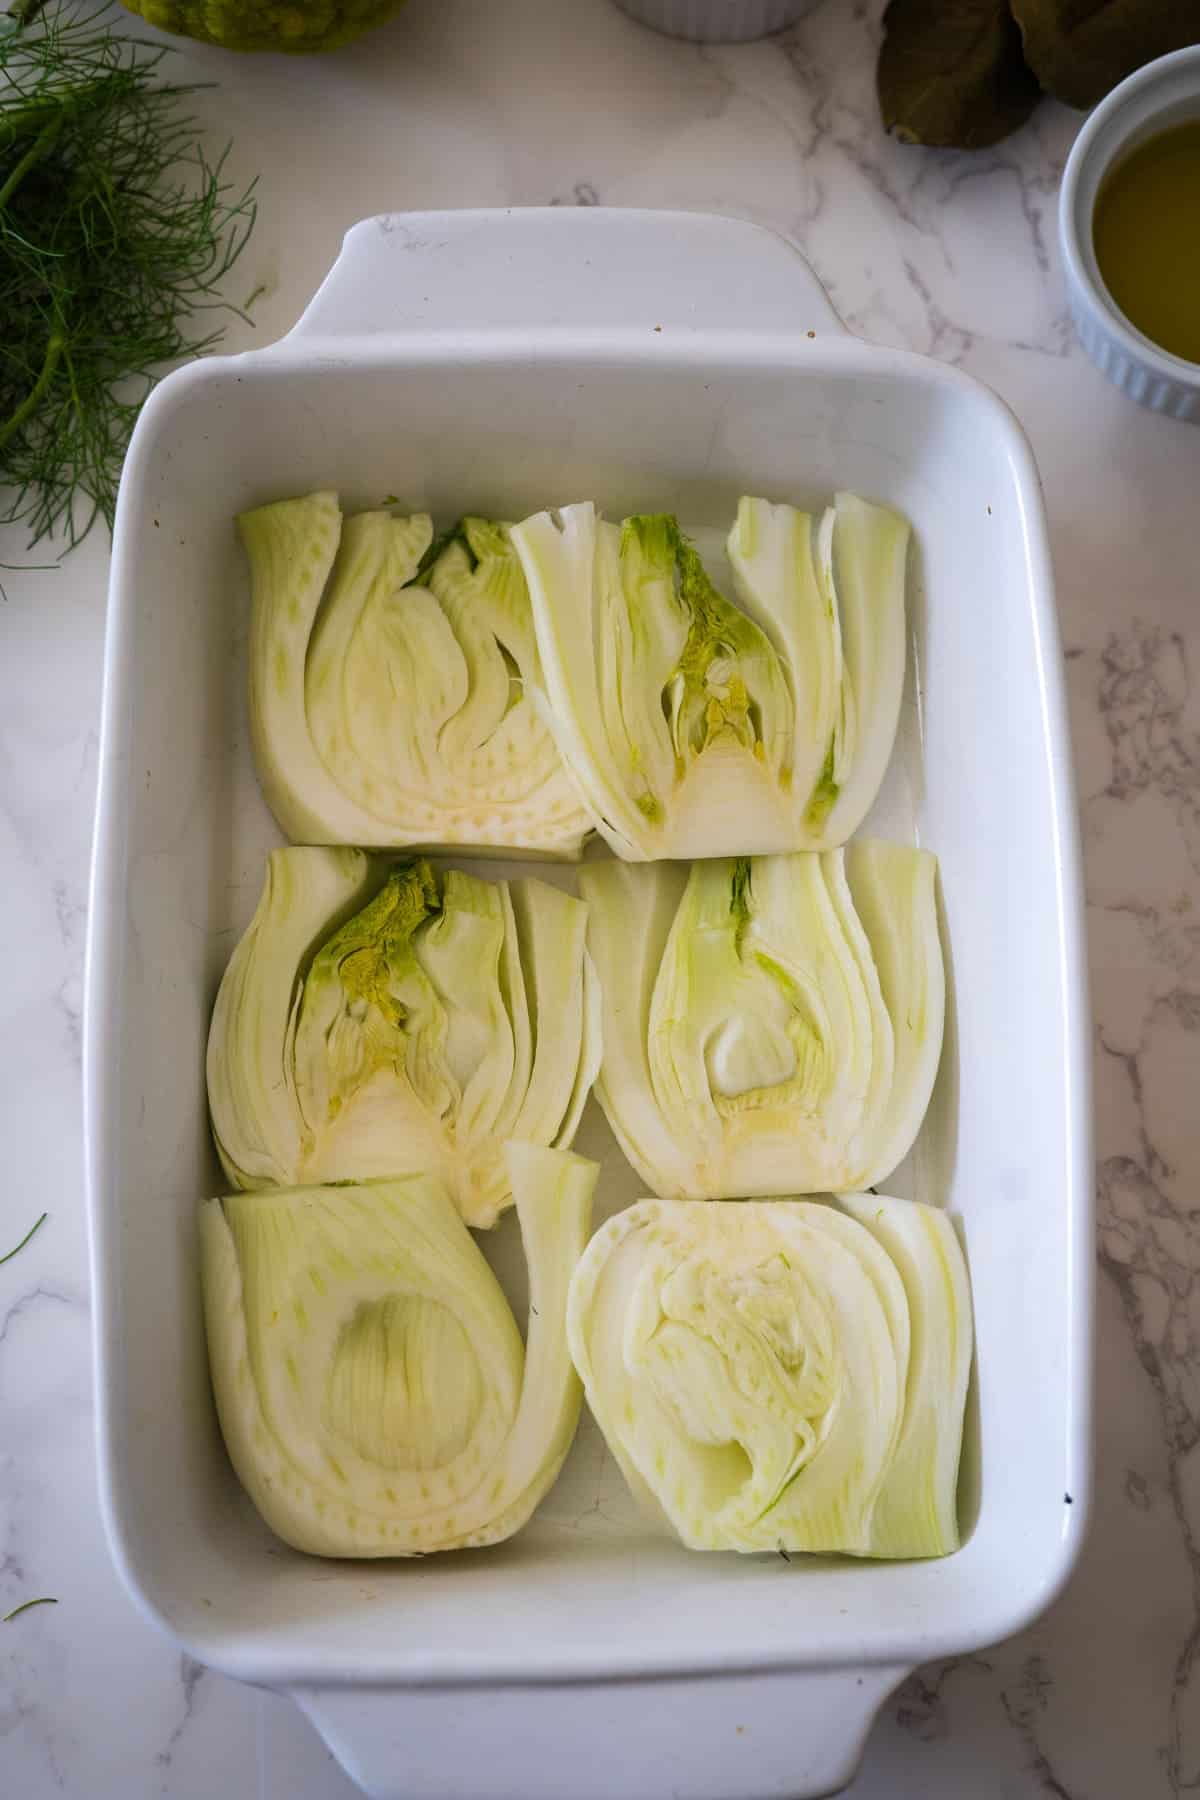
611;0;811;42
1060;45;1200;423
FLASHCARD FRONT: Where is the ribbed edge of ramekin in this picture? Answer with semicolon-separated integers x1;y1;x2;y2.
1058;47;1200;425
1071;300;1200;423
612;0;809;42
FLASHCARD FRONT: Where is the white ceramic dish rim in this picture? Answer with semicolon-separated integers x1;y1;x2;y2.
1060;44;1200;388
84;209;1092;1711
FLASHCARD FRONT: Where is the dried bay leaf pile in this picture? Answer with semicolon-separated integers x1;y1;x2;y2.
879;0;1200;149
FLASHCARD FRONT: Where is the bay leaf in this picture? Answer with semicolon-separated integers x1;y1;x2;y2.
1012;0;1200;110
878;0;1042;149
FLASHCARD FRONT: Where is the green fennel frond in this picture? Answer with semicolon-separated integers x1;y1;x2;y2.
0;3;256;548
3;1595;58;1621
0;1210;47;1264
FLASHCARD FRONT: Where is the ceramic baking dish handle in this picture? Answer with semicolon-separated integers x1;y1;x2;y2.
294;1663;909;1800
284;207;845;342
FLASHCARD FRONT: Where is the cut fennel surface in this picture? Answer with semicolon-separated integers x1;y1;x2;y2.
202;1145;596;1557
566;1192;971;1557
207;848;600;1228
240;494;593;857
510;494;909;860
579;842;943;1199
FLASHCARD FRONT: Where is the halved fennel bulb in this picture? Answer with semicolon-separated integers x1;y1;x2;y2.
579;842;943;1198
509;495;908;860
207;848;601;1228
566;1193;972;1557
202;1144;597;1557
240;493;592;857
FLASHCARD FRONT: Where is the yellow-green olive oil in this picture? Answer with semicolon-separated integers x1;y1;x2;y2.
1093;120;1200;365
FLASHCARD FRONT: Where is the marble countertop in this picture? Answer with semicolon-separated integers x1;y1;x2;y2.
1;0;1196;1794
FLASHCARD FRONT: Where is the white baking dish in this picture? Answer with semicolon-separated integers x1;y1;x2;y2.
84;209;1092;1800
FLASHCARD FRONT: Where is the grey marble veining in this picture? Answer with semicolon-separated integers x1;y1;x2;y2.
1;0;1196;1794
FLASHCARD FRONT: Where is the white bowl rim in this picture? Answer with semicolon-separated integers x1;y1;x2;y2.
1060;43;1200;386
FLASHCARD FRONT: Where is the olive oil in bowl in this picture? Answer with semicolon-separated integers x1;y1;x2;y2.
1093;120;1200;365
